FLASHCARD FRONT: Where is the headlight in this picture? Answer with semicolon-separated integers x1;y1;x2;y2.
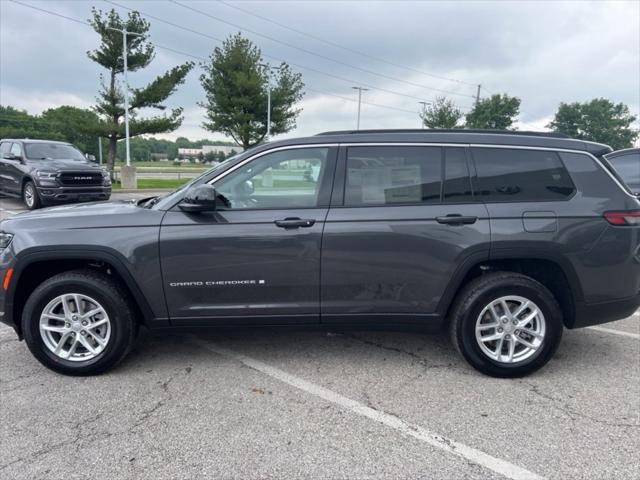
36;171;57;179
0;232;13;251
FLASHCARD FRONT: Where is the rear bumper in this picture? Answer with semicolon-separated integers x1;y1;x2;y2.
571;293;640;329
37;185;111;204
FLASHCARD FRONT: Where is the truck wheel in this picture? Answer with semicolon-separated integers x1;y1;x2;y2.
22;269;137;376
449;272;563;378
23;181;41;210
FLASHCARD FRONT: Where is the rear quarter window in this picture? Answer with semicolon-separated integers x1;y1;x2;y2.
471;147;575;202
606;152;640;192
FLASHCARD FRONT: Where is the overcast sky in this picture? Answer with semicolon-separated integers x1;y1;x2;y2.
1;0;639;144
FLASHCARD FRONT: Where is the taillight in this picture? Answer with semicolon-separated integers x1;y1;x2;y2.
604;210;640;226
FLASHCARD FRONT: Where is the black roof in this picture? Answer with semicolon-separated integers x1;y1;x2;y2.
316;128;571;139
1;138;72;145
264;129;612;157
605;147;639;157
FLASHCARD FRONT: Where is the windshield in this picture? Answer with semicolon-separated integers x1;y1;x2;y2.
606;153;640;193
25;143;86;161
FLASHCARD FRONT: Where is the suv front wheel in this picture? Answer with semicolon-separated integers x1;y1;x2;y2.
22;270;138;375
449;272;563;377
23;180;41;210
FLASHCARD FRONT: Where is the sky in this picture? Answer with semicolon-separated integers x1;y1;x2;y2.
1;0;639;144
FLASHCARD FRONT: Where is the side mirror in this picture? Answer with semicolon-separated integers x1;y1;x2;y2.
2;152;20;161
179;184;219;213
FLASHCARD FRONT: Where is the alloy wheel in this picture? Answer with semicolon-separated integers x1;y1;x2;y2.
475;295;546;364
39;293;111;362
24;184;35;208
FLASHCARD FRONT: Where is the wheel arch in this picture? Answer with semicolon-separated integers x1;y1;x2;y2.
439;253;582;329
8;248;155;338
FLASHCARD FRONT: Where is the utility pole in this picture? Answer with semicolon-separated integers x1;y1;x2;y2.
352;86;369;130
98;137;103;165
260;63;281;139
418;101;430;129
475;84;482;106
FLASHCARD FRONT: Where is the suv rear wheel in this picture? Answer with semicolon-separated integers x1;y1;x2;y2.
23;181;41;210
449;272;563;377
22;270;137;375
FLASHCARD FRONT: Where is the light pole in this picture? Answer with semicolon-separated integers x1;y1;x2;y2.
418;101;430;129
106;27;143;167
260;63;281;139
352;86;369;130
122;28;131;167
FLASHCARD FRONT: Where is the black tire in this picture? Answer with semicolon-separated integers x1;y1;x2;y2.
22;269;138;376
23;181;41;210
449;272;563;378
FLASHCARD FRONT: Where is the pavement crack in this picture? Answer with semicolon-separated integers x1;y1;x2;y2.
341;333;461;372
524;382;639;428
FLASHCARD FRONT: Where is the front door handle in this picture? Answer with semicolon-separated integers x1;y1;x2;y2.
275;217;316;229
436;214;478;225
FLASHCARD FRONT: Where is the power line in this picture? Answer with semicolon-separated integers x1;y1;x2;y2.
8;0;480;129
165;0;476;100
305;88;418;115
8;0;205;64
102;0;473;109
215;0;478;88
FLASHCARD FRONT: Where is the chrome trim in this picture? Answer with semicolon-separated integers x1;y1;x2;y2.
201;141;636;201
604;147;639;157
206;144;339;186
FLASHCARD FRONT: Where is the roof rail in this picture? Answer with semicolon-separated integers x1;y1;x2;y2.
315;129;571;139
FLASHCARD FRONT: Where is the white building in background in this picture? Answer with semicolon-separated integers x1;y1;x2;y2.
177;148;202;157
177;145;243;159
202;145;242;156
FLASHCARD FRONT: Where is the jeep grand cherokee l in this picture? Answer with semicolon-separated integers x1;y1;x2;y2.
0;139;111;209
0;130;638;377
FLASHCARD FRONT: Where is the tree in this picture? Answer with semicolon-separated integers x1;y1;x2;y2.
41;106;101;157
548;98;638;150
420;97;463;129
0;105;100;156
200;33;305;149
0;106;63;141
86;8;194;172
465;94;521;130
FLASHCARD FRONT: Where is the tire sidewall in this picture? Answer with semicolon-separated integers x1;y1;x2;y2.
22;277;133;375
23;181;40;210
457;279;563;377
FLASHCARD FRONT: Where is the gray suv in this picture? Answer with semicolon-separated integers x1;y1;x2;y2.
1;130;638;377
0;139;111;209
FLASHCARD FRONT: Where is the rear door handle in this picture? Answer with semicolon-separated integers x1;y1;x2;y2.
275;217;316;229
436;214;478;225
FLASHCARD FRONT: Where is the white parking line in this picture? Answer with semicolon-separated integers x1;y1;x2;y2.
194;338;545;480
587;326;640;340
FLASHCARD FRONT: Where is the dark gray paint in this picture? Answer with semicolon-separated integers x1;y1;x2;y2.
1;132;638;335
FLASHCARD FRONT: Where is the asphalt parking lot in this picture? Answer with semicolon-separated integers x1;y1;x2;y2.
1;193;639;479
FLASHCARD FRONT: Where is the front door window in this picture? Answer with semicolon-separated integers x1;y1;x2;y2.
214;147;330;209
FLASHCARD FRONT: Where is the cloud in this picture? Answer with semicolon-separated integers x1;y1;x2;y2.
1;0;638;142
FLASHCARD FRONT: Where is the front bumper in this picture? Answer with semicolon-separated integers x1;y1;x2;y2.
571;293;640;329
37;185;111;204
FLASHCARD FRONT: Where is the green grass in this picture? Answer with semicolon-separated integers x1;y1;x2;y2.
113;178;190;190
114;161;208;171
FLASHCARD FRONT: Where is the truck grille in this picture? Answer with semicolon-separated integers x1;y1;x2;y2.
58;172;103;186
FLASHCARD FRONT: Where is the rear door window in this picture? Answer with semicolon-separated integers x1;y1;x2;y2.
345;146;441;206
471;147;575;202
